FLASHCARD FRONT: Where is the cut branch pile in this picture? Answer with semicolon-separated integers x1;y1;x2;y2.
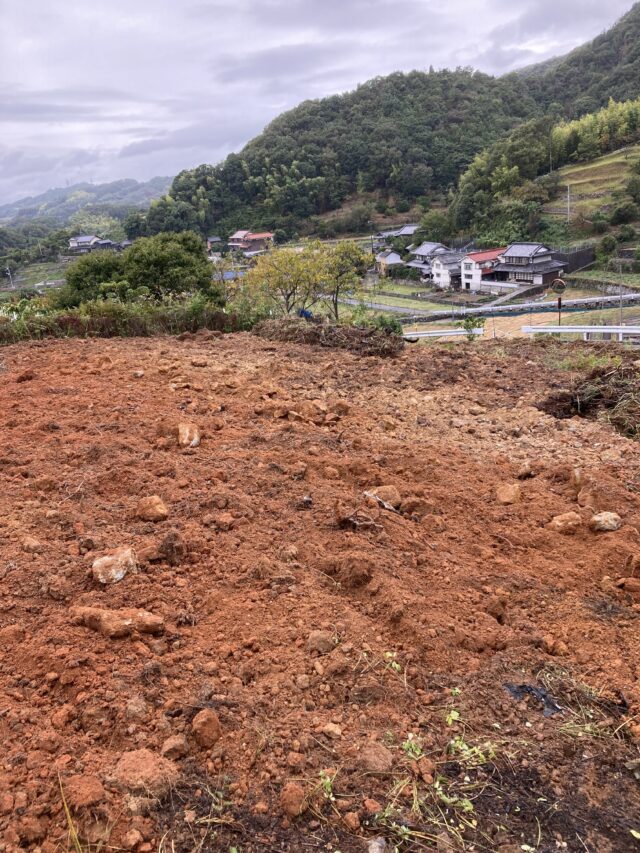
252;318;405;358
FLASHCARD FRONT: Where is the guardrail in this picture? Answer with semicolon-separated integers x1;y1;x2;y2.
404;328;484;340
521;325;640;341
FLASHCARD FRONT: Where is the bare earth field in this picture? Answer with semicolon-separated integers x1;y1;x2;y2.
0;332;639;852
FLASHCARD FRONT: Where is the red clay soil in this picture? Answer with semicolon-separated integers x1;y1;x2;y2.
0;333;639;853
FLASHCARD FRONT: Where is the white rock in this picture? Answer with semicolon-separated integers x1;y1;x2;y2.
92;547;137;585
589;512;622;532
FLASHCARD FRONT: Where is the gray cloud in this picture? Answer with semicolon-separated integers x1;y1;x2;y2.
0;0;634;203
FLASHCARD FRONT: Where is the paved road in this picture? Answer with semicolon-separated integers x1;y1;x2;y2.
342;292;640;322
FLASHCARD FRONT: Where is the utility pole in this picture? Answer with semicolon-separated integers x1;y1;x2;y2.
567;185;571;223
5;265;13;288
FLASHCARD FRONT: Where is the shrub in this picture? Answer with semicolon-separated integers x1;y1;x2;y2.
610;201;639;225
599;234;618;255
617;224;636;243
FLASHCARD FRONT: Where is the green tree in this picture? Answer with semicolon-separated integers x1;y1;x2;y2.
124;232;221;302
323;241;369;321
419;209;451;244
244;242;327;314
65;252;125;303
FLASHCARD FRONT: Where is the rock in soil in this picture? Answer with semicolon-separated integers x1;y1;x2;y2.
71;606;164;638
547;511;582;534
91;547;137;585
191;708;222;748
279;782;307;817
589;511;622;532
136;495;169;522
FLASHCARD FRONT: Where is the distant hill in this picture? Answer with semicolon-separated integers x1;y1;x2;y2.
518;3;640;115
0;177;172;225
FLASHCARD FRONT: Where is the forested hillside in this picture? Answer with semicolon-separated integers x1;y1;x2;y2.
137;3;640;239
150;70;540;237
451;96;640;243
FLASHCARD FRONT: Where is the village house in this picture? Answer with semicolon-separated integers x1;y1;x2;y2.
68;235;131;254
68;235;102;252
460;247;506;292
373;223;420;250
491;243;566;287
207;235;222;253
431;251;465;290
406;241;447;278
375;249;404;277
228;230;274;256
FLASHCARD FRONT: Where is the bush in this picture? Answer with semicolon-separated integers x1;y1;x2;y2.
617;225;636;243
395;198;411;213
0;296;236;346
610;201;639;225
590;212;609;234
599;234;618;255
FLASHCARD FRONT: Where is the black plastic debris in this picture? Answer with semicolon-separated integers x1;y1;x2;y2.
504;683;563;717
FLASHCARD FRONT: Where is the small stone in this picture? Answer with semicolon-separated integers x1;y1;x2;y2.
368;838;389;853
64;774;107;810
112;749;178;796
71;606;164;639
618;577;640;600
589;512;622;532
215;512;235;532
280;782;306;818
136;496;169;523
307;630;334;655
364;798;382;815
92;547;137;585
369;485;401;509
123;829;143;851
359;742;394;774
547;512;582;535
132;370;145;379
496;483;520;505
322;723;342;739
161;734;189;759
178;422;201;448
296;674;311;690
22;536;43;553
343;811;360;832
191;709;222;748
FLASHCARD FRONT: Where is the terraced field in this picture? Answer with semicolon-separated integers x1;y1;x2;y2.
544;143;640;220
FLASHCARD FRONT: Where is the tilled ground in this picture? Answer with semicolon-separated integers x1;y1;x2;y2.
0;333;639;853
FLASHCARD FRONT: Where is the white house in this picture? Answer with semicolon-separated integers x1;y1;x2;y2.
431;252;464;290
375;249;404;276
460;248;506;292
406;241;447;278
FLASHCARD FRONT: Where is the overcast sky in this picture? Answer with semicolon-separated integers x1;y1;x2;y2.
0;0;633;203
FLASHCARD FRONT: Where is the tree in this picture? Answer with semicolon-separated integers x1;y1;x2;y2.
123;211;148;240
244;243;327;315
324;242;369;321
62;232;223;307
124;232;222;302
65;252;125;303
419;209;451;244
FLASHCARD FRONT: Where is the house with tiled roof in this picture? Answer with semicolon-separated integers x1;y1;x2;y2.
431;251;465;290
228;230;274;255
461;247;506;292
406;241;448;278
492;243;566;287
375;249;404;276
